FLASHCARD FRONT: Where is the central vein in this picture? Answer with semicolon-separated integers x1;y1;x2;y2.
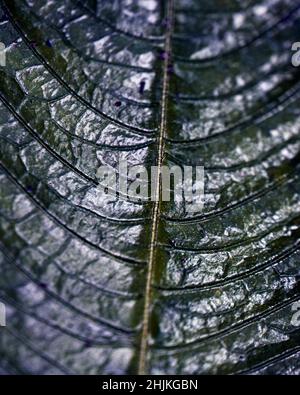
138;0;175;375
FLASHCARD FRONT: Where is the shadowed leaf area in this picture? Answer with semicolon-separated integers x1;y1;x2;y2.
0;0;300;375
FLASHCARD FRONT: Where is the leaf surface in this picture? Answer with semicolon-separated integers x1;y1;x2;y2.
0;0;300;375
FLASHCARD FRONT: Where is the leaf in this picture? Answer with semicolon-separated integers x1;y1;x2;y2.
0;0;300;375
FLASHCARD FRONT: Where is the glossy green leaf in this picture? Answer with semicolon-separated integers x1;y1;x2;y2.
0;0;300;375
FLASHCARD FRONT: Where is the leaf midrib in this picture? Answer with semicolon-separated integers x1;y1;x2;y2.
138;0;175;375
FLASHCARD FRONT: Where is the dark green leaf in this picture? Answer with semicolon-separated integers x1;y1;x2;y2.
0;0;300;375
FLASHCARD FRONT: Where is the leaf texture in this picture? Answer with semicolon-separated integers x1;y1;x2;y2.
0;0;300;375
